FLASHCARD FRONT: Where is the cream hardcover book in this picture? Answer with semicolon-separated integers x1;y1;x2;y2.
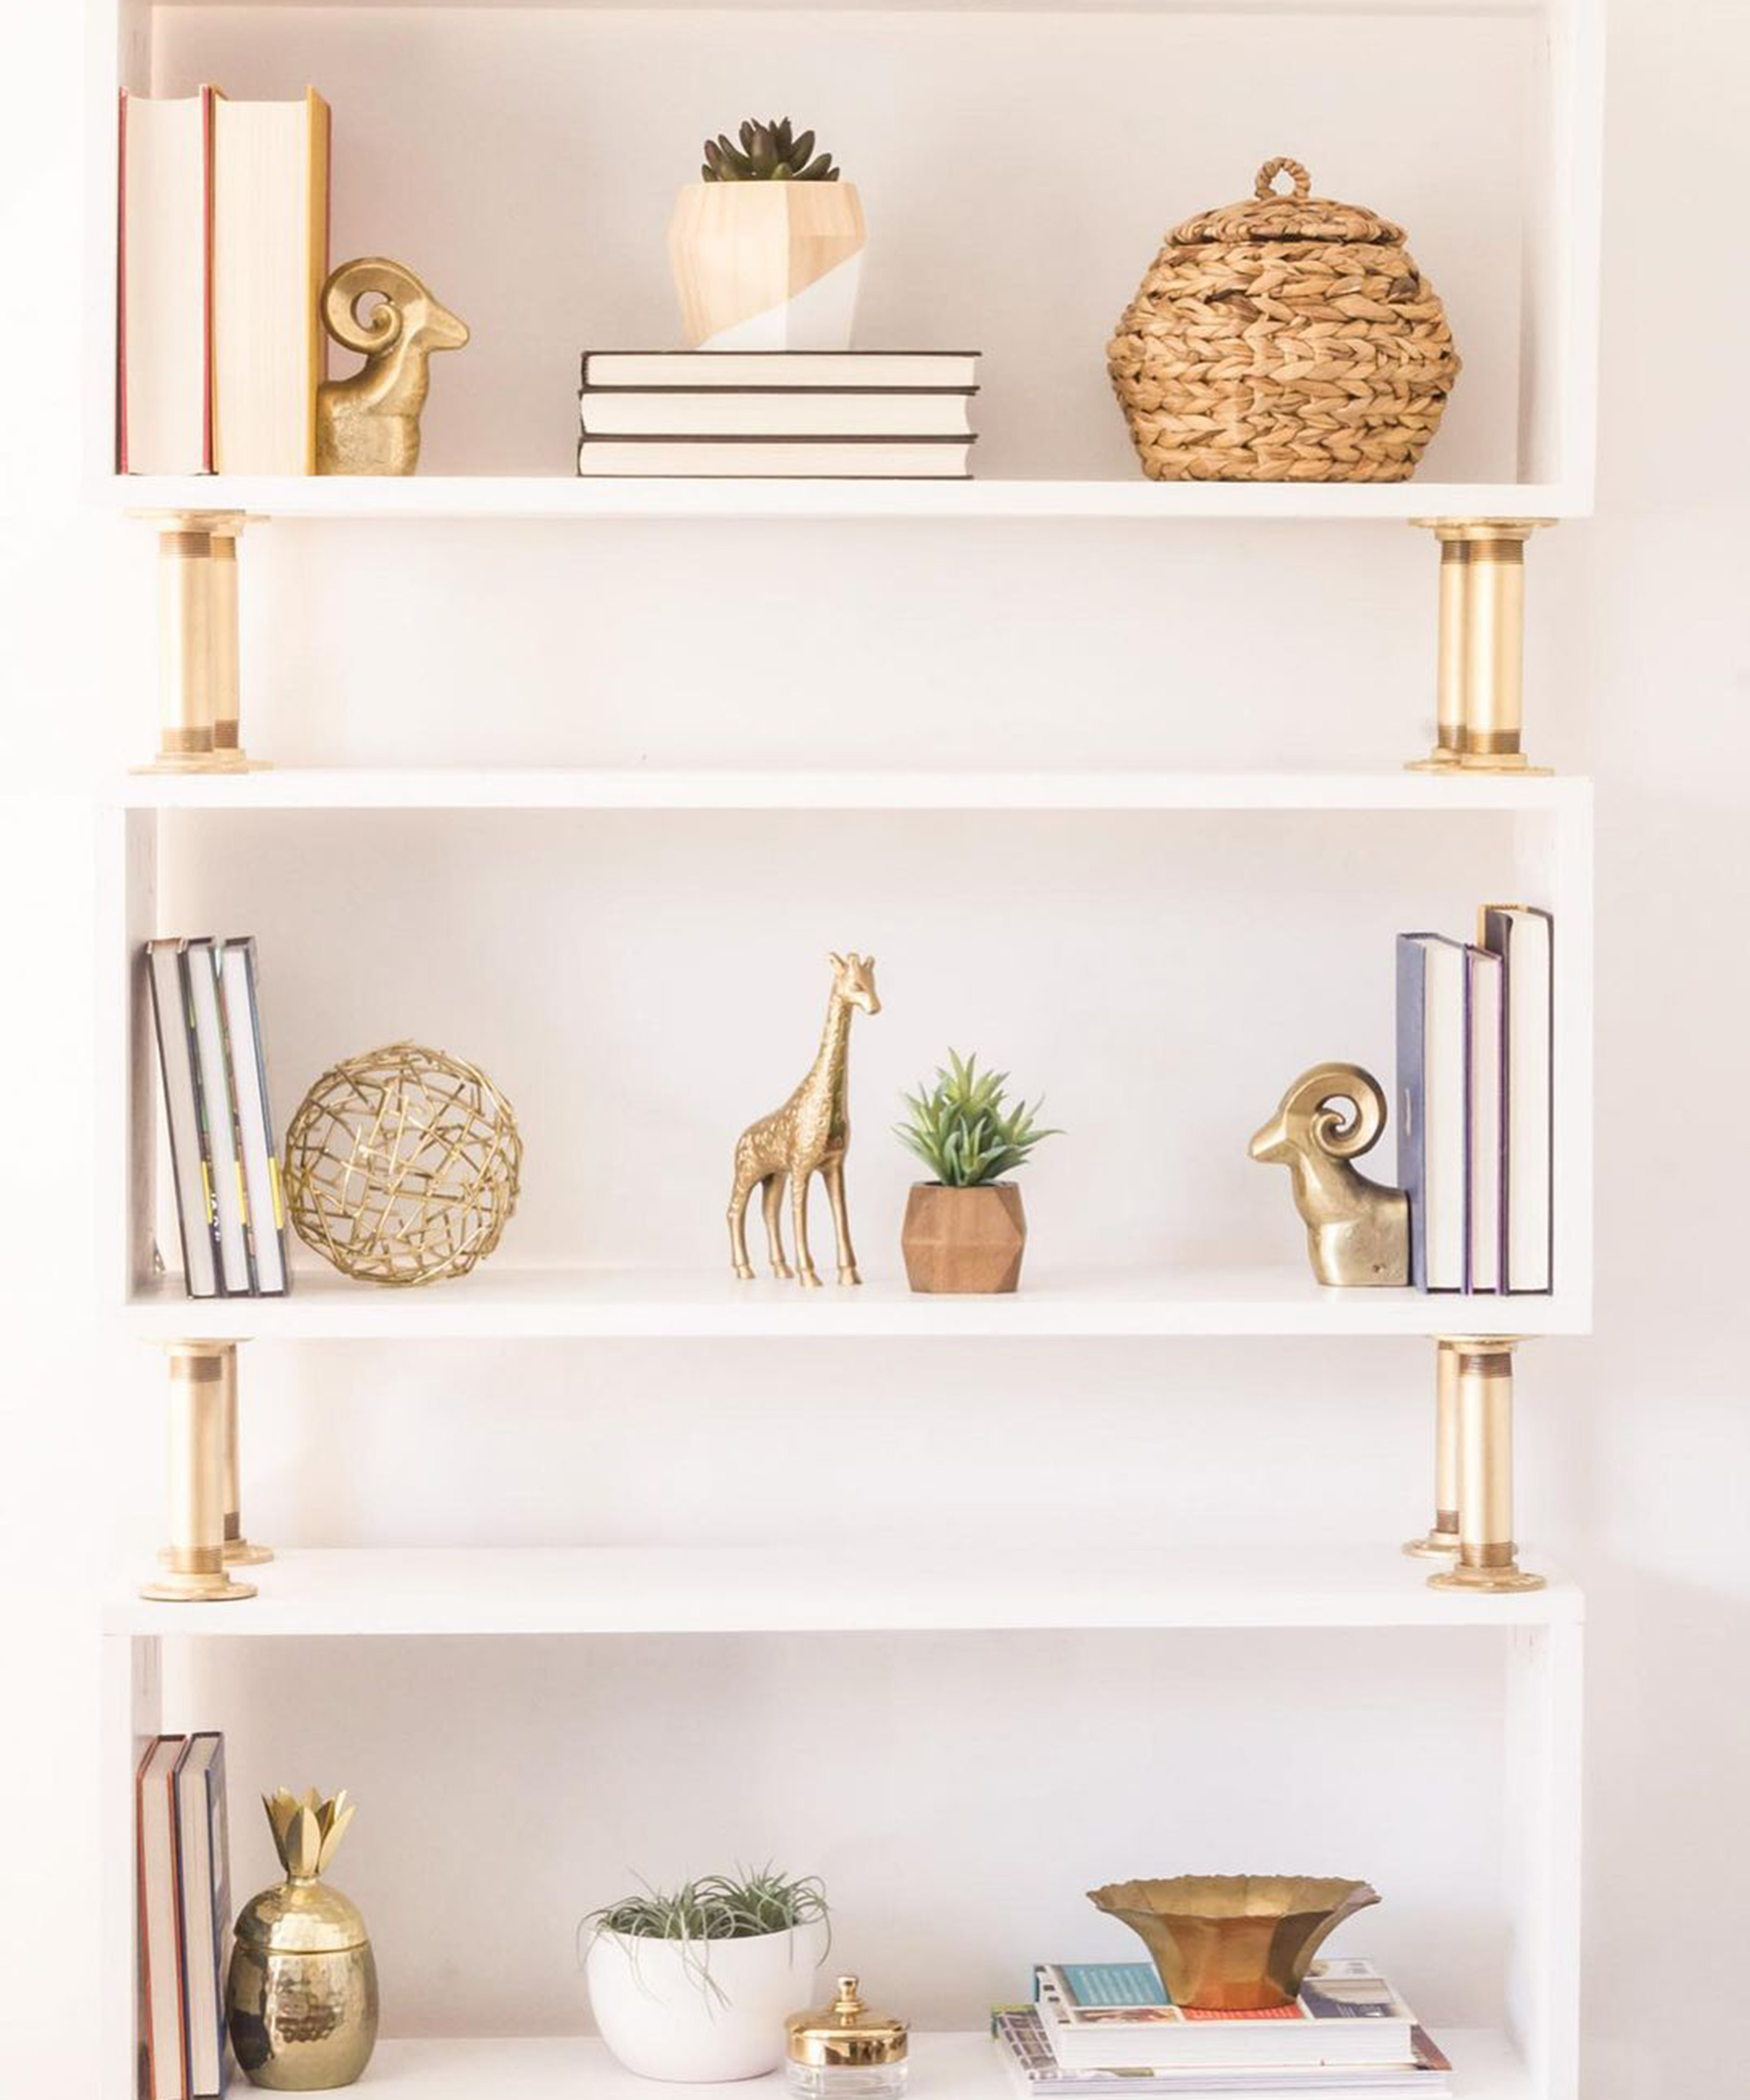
117;87;214;473
212;87;330;472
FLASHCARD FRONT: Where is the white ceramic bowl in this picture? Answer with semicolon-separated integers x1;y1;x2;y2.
586;1919;830;2082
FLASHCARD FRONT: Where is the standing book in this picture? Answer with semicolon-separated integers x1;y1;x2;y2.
1480;906;1554;1292
220;937;289;1295
136;1735;189;2100
212;87;331;472
117;87;216;473
1396;934;1471;1292
1466;945;1504;1295
147;940;220;1298
173;1734;233;2097
186;937;254;1294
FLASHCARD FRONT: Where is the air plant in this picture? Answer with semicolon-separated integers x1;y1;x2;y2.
701;118;841;183
578;1866;831;2003
896;1051;1061;1187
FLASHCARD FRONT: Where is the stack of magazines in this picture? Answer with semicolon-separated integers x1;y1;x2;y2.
994;1962;1452;2098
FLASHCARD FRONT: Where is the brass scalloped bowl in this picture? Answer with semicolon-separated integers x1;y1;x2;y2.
1087;1875;1380;2012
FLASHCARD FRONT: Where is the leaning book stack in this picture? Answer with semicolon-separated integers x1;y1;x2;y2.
995;1963;1451;2099
147;935;289;1298
578;351;980;478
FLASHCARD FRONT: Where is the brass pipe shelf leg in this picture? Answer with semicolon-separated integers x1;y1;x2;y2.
1426;1338;1545;1594
1403;1337;1462;1558
220;1342;273;1567
136;511;266;774
140;1341;257;1603
1407;519;1553;776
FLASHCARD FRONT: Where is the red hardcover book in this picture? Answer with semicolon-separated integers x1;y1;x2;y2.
136;1735;189;2099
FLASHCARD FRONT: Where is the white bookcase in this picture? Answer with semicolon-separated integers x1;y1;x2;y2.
89;2;1603;2097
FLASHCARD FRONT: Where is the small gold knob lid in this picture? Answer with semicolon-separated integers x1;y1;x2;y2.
787;1973;909;2067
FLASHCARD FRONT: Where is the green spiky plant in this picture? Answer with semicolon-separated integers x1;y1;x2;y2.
701;118;841;183
896;1051;1061;1188
578;1867;830;2004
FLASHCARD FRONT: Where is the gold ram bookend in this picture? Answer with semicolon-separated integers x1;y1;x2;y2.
1249;1062;1410;1287
316;257;469;475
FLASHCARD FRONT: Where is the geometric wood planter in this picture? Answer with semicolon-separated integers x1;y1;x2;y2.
900;1182;1026;1293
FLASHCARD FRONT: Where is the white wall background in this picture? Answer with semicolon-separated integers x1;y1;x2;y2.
4;2;1748;2093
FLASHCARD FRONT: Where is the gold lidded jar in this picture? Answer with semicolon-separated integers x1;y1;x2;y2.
787;1973;909;2100
226;1789;380;2090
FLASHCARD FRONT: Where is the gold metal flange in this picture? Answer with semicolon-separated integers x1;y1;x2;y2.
1407;519;1555;775
1402;1519;1460;1560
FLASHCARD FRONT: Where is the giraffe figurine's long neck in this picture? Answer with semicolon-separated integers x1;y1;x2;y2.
802;988;854;1141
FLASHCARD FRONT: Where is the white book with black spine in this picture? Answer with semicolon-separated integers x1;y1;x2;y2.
577;436;974;479
147;939;219;1298
220;937;288;1295
579;388;976;438
186;936;254;1294
1480;905;1554;1292
1467;945;1504;1294
581;348;979;390
1396;933;1472;1292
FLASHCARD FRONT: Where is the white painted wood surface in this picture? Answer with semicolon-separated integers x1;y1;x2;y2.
103;1544;1582;1636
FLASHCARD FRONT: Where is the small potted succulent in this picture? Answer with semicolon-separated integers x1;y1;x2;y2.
579;1867;830;2082
896;1051;1060;1294
668;117;866;351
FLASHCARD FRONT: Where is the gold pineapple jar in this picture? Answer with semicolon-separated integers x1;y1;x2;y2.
227;1790;380;2090
1108;157;1460;482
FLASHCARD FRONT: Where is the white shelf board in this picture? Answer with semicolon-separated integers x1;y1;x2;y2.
116;769;1591;815
102;1544;1580;1638
123;1266;1588;1340
348;2033;1531;2100
108;474;1584;524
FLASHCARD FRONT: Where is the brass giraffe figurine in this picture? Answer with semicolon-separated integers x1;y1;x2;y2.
728;952;881;1288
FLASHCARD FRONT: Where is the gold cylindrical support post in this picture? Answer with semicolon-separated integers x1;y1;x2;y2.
141;512;260;773
156;525;216;766
1403;1337;1462;1558
220;1342;273;1567
1407;520;1552;774
1427;1338;1544;1594
140;1341;257;1603
209;526;243;760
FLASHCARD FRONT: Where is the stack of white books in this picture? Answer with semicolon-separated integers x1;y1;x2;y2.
993;1962;1452;2099
577;350;979;478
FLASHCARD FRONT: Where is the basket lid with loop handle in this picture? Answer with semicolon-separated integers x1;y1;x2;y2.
1169;158;1406;246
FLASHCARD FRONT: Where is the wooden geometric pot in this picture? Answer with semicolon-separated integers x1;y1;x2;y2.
900;1183;1026;1294
668;182;866;350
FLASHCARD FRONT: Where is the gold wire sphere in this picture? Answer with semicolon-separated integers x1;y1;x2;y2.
284;1041;523;1287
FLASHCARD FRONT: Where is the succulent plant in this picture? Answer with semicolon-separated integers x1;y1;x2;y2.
702;118;841;183
896;1051;1061;1188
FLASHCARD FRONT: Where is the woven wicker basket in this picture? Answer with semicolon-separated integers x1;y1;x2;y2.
1108;157;1460;483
